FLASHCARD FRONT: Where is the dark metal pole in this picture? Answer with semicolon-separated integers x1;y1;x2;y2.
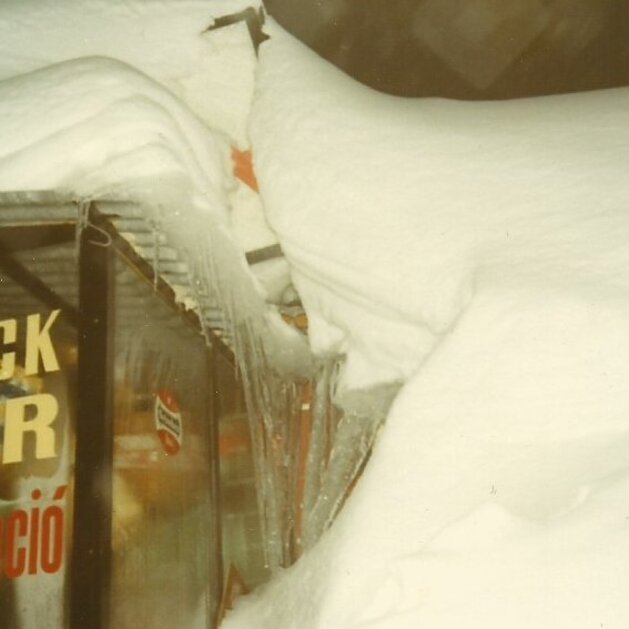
70;207;115;629
208;346;224;628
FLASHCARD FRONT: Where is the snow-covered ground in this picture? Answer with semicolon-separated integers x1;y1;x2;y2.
222;20;629;629
1;3;629;627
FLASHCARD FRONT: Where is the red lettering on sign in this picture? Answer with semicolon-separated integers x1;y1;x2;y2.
28;490;41;575
41;503;64;574
0;486;66;579
5;510;27;578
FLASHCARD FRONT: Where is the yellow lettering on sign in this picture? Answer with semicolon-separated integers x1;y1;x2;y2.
24;310;60;376
2;393;59;464
0;318;17;381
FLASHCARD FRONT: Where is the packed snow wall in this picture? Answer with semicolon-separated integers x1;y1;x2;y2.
221;17;629;629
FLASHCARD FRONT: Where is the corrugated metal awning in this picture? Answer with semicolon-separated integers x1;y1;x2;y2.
0;191;233;345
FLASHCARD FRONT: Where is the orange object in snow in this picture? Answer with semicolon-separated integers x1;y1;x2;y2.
231;148;259;192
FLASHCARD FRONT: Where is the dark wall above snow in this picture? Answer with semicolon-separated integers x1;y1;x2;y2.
264;0;629;99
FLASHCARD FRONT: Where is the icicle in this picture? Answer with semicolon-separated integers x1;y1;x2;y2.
150;218;161;291
75;199;90;256
142;190;396;573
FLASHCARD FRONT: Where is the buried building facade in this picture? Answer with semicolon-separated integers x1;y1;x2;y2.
1;2;629;629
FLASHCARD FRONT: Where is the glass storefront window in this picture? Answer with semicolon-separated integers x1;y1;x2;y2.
0;213;222;629
0;242;77;629
110;253;220;629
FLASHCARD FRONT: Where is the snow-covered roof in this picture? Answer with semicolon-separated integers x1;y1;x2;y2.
0;48;310;377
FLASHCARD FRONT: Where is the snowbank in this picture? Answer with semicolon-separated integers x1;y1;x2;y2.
222;22;629;629
251;21;629;393
224;286;629;628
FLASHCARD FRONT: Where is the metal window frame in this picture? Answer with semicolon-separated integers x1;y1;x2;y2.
70;207;115;629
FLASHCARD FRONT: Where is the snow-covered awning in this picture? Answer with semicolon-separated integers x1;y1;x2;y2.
0;191;233;338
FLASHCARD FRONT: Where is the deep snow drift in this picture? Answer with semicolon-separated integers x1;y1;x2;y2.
222;21;629;629
251;21;629;394
2;3;629;627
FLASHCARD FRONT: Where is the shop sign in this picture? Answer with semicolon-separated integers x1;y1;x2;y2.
154;390;182;456
0;310;67;580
